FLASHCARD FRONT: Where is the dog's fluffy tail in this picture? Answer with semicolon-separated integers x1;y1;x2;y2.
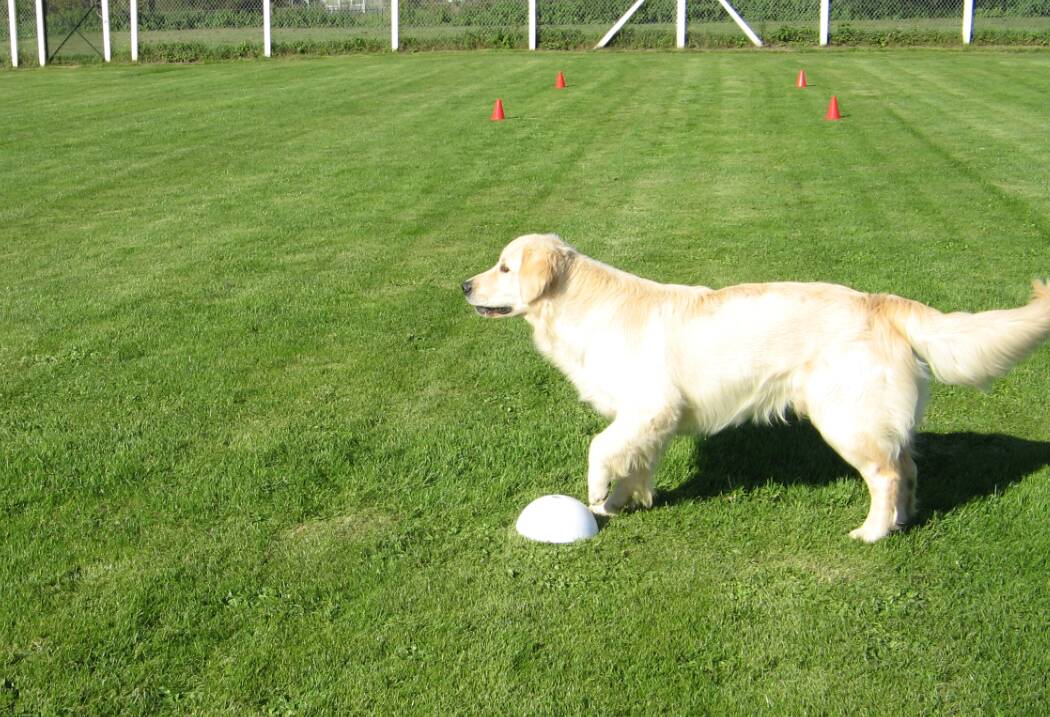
876;279;1050;389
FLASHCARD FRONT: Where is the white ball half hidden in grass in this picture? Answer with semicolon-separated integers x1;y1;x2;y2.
515;495;599;544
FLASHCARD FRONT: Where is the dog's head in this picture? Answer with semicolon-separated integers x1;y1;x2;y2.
462;234;575;318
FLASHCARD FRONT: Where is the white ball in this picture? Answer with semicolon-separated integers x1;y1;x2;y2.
515;494;599;544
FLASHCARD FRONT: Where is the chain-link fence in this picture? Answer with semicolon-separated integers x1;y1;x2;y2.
269;0;387;52
3;0;39;65
831;0;963;38
982;0;1050;33
537;0;672;48
686;0;810;49
4;0;1050;65
44;0;105;60
835;0;1050;39
399;0;525;48
132;0;263;53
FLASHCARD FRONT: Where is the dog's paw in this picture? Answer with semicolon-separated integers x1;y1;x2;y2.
588;487;609;507
848;523;897;543
634;488;654;511
589;501;618;517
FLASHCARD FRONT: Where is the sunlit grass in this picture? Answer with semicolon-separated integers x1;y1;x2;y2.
1;50;1049;714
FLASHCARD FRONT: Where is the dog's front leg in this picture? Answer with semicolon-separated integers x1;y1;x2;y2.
586;427;618;510
587;410;678;515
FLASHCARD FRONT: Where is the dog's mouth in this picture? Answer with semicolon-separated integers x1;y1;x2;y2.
474;305;514;318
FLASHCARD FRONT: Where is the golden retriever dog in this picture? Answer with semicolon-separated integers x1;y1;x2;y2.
463;234;1050;542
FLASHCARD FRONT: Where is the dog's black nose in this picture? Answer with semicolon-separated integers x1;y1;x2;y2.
462;280;473;297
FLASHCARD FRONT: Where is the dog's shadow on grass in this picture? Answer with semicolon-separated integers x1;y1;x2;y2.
659;422;1050;523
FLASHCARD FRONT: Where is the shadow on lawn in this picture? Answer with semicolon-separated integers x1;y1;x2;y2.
659;421;1050;523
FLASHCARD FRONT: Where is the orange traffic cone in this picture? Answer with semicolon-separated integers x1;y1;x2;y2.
491;99;505;121
825;95;842;120
555;71;566;89
796;69;807;88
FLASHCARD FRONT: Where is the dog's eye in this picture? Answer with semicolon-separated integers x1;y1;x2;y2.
499;264;510;273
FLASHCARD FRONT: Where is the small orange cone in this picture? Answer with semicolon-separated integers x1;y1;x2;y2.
491;99;505;121
796;69;807;88
555;71;566;89
825;95;842;121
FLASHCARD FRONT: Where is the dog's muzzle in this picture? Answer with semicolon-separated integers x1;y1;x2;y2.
462;279;513;317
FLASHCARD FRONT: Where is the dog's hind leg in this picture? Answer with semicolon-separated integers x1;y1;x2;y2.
811;421;914;543
849;457;910;543
803;342;924;542
587;408;678;516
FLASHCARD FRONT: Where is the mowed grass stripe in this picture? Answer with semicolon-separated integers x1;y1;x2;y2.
846;56;1050;223
845;59;1050;299
852;55;1050;175
1;58;457;232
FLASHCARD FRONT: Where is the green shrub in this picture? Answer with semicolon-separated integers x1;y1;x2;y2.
830;24;958;46
766;25;818;44
973;28;1050;45
275;37;386;54
537;28;590;50
399;28;526;50
138;40;262;61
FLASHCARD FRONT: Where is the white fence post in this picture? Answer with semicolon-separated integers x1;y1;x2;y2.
130;0;138;61
101;0;111;61
391;0;398;50
962;0;974;44
819;0;829;45
6;0;17;67
715;0;761;46
263;0;271;57
34;0;45;65
676;0;686;48
528;0;536;49
595;0;646;48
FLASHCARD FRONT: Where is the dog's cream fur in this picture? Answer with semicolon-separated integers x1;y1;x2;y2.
464;234;1050;542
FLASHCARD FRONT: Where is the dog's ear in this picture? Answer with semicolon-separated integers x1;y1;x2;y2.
520;238;571;304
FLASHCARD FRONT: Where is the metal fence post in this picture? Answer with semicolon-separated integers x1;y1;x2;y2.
6;0;17;67
391;0;399;50
596;0;646;49
263;0;271;57
962;0;974;44
528;0;536;49
34;0;45;65
819;0;829;45
676;0;685;48
101;0;111;61
130;0;138;61
715;0;762;46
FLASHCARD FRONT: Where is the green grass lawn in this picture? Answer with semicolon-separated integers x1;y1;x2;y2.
2;49;1050;714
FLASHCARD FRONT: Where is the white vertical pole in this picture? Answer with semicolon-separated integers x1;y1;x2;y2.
263;0;271;56
101;0;111;61
390;0;398;50
819;0;829;46
6;0;18;67
130;0;138;61
34;0;45;65
676;0;685;48
962;0;973;44
528;0;536;50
